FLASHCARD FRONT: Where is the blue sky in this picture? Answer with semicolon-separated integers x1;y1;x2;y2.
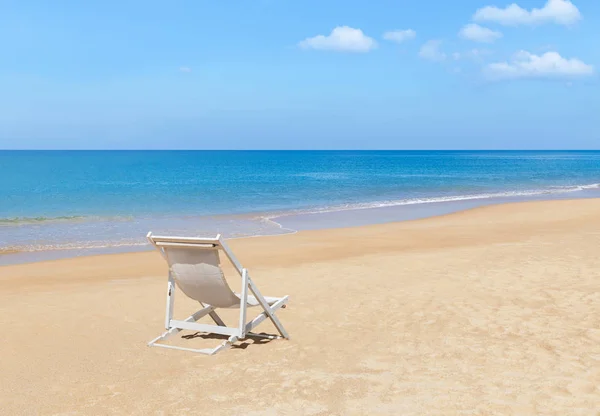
1;0;598;149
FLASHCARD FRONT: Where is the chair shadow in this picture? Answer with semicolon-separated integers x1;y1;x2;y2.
181;332;276;350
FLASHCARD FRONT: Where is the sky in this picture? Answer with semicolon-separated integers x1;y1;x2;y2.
0;0;599;150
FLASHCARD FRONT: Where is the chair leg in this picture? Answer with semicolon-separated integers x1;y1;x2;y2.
244;296;290;340
148;305;215;347
248;279;290;339
148;326;181;346
209;311;226;327
210;335;239;355
148;335;239;355
198;301;227;327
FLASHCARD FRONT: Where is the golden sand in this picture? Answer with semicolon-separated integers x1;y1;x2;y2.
1;199;599;415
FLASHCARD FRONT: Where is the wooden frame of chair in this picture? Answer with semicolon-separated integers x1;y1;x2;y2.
146;232;290;355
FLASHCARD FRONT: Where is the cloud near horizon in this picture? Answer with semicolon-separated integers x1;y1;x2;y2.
486;50;593;79
299;26;377;52
383;29;416;43
474;0;582;26
459;23;503;43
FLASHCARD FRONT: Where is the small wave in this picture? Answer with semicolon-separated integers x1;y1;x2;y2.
0;215;134;227
292;172;350;180
0;247;22;255
0;240;149;255
265;182;600;219
0;215;86;226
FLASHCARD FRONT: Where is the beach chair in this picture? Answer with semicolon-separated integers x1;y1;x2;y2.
146;233;290;355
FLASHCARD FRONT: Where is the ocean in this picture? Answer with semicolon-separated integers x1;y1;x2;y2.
1;150;600;264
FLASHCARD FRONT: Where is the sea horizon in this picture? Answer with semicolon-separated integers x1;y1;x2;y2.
2;150;600;264
3;149;600;151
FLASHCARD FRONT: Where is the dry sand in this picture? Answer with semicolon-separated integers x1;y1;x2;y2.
1;199;599;415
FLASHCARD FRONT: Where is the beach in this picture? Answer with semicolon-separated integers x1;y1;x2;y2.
1;198;599;415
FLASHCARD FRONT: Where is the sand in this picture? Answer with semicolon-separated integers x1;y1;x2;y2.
1;199;599;415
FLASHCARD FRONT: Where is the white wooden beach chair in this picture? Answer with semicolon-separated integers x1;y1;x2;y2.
146;232;290;355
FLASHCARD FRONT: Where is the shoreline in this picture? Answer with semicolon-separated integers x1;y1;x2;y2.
3;190;600;266
1;196;598;269
1;198;600;414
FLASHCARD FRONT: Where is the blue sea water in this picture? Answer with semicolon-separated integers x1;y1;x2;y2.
1;150;600;264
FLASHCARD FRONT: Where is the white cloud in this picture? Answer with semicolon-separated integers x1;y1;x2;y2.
452;49;493;61
298;26;377;52
474;0;581;26
179;67;192;73
383;29;416;43
486;50;593;79
419;40;446;61
459;23;503;43
471;48;493;57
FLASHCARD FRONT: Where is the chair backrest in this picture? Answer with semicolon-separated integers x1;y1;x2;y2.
147;234;243;308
